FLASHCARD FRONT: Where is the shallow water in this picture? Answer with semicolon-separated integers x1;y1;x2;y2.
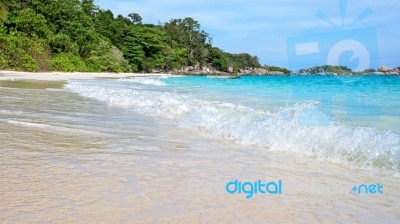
1;76;399;223
67;76;400;174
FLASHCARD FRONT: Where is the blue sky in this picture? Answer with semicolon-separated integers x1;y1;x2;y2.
97;0;399;70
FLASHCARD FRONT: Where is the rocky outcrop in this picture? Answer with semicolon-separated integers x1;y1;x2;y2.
238;68;286;75
170;65;231;76
374;66;400;75
378;66;390;73
162;65;288;76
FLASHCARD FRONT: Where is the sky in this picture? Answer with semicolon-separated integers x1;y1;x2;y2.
96;0;400;71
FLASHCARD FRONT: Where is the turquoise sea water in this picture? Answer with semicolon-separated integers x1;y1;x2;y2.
66;75;400;175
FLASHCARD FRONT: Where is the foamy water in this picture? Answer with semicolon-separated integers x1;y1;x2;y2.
1;76;400;223
66;76;400;175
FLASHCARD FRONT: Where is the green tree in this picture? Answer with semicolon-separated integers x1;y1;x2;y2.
0;32;40;71
165;17;211;66
0;0;265;73
208;47;229;71
82;0;97;17
124;37;145;71
50;32;79;54
128;13;142;24
0;0;8;21
86;39;131;72
264;65;291;74
123;25;167;71
12;8;52;39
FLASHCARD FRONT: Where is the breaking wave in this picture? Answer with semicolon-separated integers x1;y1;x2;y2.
66;80;400;175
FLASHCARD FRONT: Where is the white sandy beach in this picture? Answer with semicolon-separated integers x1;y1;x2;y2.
0;70;170;81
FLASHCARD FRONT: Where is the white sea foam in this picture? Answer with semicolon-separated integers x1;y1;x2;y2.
118;78;166;86
6;119;104;135
66;80;400;174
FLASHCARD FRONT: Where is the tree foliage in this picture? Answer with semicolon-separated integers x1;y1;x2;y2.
0;0;8;21
128;13;142;24
0;0;261;73
264;65;291;75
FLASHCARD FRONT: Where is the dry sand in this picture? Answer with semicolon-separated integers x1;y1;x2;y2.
0;70;171;81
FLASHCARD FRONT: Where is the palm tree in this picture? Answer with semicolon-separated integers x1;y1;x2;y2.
0;0;8;21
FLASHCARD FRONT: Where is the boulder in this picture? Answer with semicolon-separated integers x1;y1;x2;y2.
378;66;390;72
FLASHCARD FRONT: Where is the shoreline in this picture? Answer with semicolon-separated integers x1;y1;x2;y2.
1;70;399;82
0;70;171;81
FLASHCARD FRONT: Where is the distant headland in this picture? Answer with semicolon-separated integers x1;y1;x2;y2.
294;65;400;76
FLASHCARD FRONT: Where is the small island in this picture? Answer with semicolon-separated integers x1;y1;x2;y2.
295;65;400;76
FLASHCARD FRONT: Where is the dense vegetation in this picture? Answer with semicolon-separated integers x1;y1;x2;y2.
263;65;291;75
0;0;261;73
